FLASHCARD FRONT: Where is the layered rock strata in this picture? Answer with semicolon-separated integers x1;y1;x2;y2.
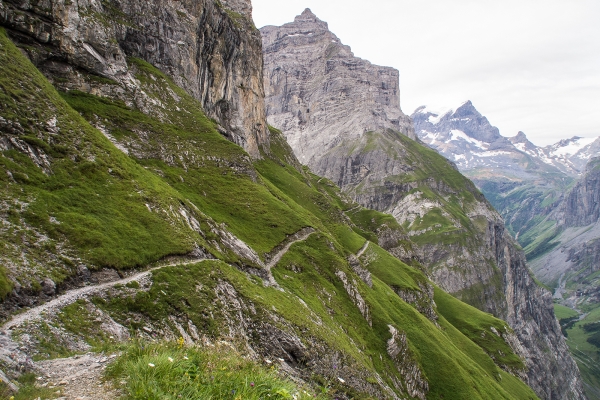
261;8;414;167
0;0;269;157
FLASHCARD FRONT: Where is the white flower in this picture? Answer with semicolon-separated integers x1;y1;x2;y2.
168;357;174;363
183;356;189;360
337;377;345;383
148;363;155;367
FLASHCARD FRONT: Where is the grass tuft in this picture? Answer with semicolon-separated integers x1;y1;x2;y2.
106;340;328;399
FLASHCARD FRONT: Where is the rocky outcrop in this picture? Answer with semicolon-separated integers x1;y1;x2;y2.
386;325;428;400
335;270;371;326
0;0;269;157
261;8;414;167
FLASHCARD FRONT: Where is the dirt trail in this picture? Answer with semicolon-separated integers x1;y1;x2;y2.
1;258;206;332
35;353;122;400
266;227;316;270
3;228;318;333
356;241;370;258
1;229;319;398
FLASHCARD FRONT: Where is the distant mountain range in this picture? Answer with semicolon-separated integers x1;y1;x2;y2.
413;101;600;178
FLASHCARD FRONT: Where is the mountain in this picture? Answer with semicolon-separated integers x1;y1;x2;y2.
413;101;600;398
413;102;583;241
262;9;584;399
0;1;575;399
414;102;600;179
261;8;416;168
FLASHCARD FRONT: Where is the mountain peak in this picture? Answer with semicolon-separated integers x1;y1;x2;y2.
511;131;529;143
294;8;327;26
453;100;479;117
301;8;316;18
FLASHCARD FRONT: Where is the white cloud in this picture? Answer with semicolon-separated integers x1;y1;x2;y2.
252;0;600;146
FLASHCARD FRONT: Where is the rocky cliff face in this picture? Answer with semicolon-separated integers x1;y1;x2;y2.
560;158;600;227
530;158;600;284
262;11;585;399
0;0;269;157
261;8;414;167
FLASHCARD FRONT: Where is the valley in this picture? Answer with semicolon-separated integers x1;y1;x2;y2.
0;0;590;399
414;100;600;399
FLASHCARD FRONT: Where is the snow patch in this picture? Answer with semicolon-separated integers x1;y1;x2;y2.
550;137;597;157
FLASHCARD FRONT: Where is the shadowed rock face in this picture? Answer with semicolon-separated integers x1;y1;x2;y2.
561;158;600;227
0;0;269;157
261;10;586;400
261;8;414;167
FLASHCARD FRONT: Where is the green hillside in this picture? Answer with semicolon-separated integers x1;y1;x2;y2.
0;28;538;399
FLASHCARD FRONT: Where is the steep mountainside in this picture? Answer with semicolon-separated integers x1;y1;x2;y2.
0;1;564;399
262;10;584;400
414;101;600;398
0;0;269;158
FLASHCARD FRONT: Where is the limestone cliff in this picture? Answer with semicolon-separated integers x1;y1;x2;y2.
261;8;414;167
0;0;269;157
262;10;585;399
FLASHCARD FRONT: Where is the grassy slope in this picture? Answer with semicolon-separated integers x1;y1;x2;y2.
0;29;538;398
0;28;204;293
564;304;600;400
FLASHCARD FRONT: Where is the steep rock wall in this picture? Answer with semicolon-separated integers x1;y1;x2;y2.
560;158;600;227
261;8;414;167
0;0;269;157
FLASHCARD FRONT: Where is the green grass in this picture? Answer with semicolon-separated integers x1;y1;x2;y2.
106;341;327;400
564;304;600;399
0;28;200;287
554;304;579;320
0;265;12;300
62;66;311;259
435;287;525;372
57;299;117;348
0;373;58;400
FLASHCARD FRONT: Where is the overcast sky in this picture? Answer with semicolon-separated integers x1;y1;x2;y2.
252;0;600;146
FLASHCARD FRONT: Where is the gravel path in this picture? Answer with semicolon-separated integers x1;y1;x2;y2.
1;258;206;332
1;230;319;398
35;353;122;400
356;241;370;258
266;227;316;270
3;228;317;333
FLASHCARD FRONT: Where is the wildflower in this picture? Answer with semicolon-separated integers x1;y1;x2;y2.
148;363;155;367
168;357;174;363
183;355;189;360
250;382;255;387
337;377;345;383
178;337;185;348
